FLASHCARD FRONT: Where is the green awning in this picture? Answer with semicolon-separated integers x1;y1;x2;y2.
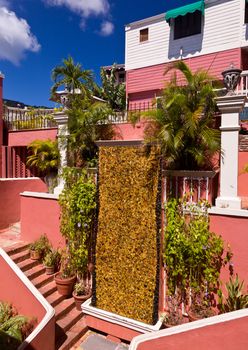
165;1;205;21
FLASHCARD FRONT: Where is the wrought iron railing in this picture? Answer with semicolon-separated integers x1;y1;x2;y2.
3;106;57;131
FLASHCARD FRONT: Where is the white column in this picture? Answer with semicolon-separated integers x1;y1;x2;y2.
215;95;246;209
53;112;69;195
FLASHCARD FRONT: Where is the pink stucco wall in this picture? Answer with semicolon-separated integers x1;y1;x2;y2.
113;121;148;140
0;253;55;350
8;128;57;147
135;316;248;350
20;194;64;248
127;47;241;101
210;214;248;284
0;178;47;229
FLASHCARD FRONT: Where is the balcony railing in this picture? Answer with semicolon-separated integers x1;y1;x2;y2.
236;70;248;95
3;106;57;131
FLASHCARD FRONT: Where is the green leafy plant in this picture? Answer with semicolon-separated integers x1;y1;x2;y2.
144;61;220;170
29;234;51;259
59;170;96;277
218;275;248;313
73;282;91;296
164;199;232;307
27;139;59;173
43;249;61;268
0;302;36;349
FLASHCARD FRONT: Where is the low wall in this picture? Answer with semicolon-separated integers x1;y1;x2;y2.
0;178;47;229
0;248;55;350
8;128;57;147
113;122;148;140
210;213;248;284
130;310;248;350
20;192;64;248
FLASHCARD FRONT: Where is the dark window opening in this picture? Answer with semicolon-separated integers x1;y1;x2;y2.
174;10;202;40
245;3;248;24
140;28;149;42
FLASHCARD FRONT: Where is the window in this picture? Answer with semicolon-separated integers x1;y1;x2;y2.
245;2;248;24
140;28;149;42
118;73;125;83
174;10;202;40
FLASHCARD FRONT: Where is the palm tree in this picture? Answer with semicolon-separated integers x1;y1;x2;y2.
51;56;93;97
27;139;59;173
145;61;220;170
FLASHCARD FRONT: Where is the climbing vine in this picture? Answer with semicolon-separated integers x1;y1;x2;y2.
59;168;96;275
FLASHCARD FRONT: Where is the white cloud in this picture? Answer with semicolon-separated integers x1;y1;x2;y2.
0;7;40;65
100;21;114;36
45;0;110;17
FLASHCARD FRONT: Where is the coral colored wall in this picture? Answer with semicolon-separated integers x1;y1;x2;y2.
113;122;148;140
8;128;57;147
135;316;248;350
238;151;248;197
0;178;47;229
0;253;55;350
20;195;64;248
0;255;45;321
210;214;248;284
126;47;241;97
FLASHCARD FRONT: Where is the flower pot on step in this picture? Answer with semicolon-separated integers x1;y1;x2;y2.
54;272;76;297
45;266;55;275
72;291;92;311
30;250;41;261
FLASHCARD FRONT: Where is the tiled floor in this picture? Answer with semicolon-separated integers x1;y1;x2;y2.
0;222;22;248
73;332;129;350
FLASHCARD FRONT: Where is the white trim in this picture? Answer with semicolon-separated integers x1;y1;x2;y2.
0;177;41;181
82;298;163;333
209;206;248;217
0;248;55;350
20;191;59;200
129;308;248;350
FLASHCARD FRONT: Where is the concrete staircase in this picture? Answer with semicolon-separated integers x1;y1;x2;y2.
5;242;88;350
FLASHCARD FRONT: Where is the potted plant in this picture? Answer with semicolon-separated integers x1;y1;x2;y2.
29;234;51;261
188;293;216;322
162;295;184;328
43;249;61;275
72;281;92;311
54;254;76;297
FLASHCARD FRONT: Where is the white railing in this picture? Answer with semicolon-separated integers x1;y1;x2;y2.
236;70;248;95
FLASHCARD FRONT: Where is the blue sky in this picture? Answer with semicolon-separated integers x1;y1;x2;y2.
0;0;193;107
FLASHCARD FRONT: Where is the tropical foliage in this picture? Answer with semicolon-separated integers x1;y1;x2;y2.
145;61;220;170
67;95;115;167
0;302;35;349
51;55;93;97
96;64;126;111
27;139;59;173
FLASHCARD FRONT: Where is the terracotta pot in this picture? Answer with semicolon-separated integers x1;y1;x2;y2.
54;272;76;297
45;266;55;275
188;308;216;322
30;250;41;261
72;291;92;311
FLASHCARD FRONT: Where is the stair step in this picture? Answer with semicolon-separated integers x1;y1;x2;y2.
56;307;83;333
23;263;46;280
18;258;42;273
55;298;75;321
39;280;57;298
31;272;54;289
56;317;87;350
5;242;30;256
47;291;65;308
10;249;31;264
